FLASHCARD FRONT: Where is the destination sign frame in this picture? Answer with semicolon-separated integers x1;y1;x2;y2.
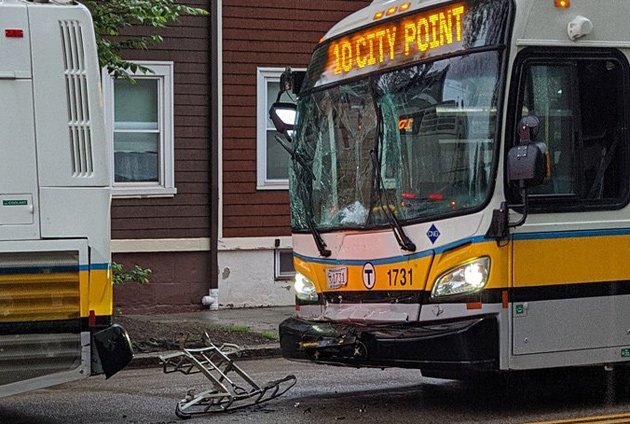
302;0;510;91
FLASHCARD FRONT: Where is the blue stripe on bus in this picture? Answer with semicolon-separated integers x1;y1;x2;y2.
80;263;110;271
293;236;488;266
512;227;630;240
0;263;109;275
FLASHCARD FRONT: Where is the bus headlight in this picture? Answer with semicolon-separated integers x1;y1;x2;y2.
294;273;318;302
431;257;490;299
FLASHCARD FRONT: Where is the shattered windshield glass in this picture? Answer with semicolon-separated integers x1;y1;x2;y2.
290;50;500;231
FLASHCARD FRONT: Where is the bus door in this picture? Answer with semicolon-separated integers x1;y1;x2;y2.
509;50;630;357
0;5;39;241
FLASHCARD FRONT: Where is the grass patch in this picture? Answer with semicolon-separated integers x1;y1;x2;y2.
223;324;251;334
260;331;280;342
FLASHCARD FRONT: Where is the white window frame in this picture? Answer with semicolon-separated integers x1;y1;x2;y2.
256;67;304;190
274;248;296;280
102;61;176;198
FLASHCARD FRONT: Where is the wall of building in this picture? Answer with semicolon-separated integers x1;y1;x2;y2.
218;250;294;307
221;0;372;238
113;252;209;314
114;0;375;312
216;0;372;308
111;0;211;241
112;0;213;313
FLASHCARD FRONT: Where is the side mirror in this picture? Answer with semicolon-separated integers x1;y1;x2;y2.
489;115;549;235
507;142;549;187
507;115;549;187
269;102;297;136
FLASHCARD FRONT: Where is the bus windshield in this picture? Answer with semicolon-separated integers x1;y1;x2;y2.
289;50;501;231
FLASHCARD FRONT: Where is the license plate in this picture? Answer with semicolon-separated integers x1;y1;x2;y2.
326;267;347;289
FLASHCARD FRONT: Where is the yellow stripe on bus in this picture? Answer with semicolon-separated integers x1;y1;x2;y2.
514;234;630;287
0;268;112;322
523;412;630;424
295;240;510;293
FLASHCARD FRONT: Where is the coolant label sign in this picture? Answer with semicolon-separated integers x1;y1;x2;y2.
2;200;27;206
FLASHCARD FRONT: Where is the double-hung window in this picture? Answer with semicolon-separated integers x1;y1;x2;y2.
103;61;176;197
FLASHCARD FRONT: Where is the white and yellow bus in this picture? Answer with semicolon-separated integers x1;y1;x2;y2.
0;0;131;397
271;0;630;378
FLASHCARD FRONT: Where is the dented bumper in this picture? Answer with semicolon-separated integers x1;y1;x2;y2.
279;315;498;372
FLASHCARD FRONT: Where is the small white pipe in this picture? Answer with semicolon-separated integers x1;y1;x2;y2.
201;288;219;310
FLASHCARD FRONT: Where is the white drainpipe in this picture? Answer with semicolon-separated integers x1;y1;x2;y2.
201;288;219;310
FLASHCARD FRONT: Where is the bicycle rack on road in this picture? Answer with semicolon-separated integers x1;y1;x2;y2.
159;336;296;419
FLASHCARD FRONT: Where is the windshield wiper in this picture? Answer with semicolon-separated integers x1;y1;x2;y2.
307;217;331;257
274;133;331;257
370;105;416;252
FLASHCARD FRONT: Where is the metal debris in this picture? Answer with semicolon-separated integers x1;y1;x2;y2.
160;333;296;419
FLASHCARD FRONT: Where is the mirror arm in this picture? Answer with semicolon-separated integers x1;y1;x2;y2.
508;182;529;228
485;183;529;241
485;202;509;241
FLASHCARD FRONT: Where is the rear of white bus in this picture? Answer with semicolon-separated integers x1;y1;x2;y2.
0;0;132;398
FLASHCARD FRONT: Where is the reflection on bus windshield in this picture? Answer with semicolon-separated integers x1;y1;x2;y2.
290;50;500;231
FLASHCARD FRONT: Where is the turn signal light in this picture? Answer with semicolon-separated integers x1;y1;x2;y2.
554;0;570;8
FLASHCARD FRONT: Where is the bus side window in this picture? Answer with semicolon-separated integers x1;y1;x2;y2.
578;60;624;200
515;55;628;208
520;63;577;196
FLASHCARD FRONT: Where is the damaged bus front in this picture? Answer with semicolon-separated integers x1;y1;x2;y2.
273;0;511;377
273;0;630;379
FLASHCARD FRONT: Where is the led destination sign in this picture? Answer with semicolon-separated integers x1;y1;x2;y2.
302;0;510;90
329;4;465;77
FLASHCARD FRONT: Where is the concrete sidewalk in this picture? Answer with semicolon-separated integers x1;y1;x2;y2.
128;306;296;368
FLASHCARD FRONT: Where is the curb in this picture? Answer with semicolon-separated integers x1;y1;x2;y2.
127;343;282;369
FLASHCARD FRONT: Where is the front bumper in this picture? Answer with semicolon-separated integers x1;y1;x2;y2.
279;315;498;372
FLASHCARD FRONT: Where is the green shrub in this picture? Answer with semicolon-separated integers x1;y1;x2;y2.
112;262;152;285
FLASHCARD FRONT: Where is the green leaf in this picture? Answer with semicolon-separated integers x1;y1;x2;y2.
81;0;207;78
112;262;152;285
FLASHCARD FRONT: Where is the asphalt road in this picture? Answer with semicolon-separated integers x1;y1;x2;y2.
2;358;630;423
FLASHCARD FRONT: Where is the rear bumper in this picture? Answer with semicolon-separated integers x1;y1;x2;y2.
279;315;498;372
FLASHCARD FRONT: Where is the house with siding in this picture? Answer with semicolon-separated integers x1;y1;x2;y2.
112;0;370;313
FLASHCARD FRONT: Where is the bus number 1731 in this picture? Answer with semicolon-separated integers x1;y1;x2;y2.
387;268;413;287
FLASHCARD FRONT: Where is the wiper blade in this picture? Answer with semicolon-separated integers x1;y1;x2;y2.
307;218;331;257
273;135;330;257
370;105;416;252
